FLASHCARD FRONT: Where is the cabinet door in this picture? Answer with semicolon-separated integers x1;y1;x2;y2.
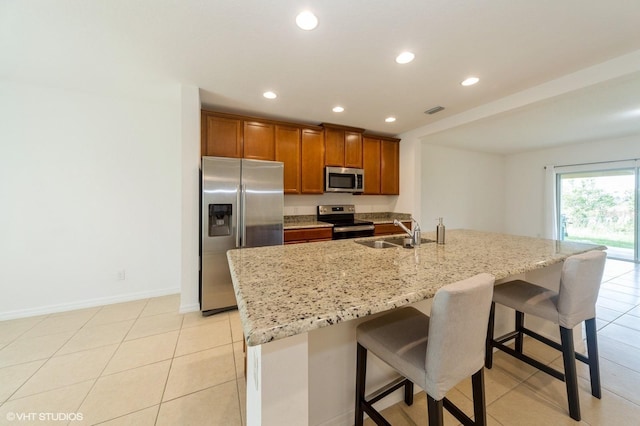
244;121;275;160
284;228;333;244
324;127;344;166
362;137;381;194
301;129;325;194
380;140;399;195
344;131;363;168
374;222;411;235
203;115;242;158
275;125;301;194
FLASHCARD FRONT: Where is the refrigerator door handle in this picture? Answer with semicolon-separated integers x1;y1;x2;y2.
235;185;241;248
240;183;247;247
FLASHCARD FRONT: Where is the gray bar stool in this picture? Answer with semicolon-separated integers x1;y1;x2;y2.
485;250;606;421
355;273;495;426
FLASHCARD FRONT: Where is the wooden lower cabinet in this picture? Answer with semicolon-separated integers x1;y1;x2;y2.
374;222;411;236
284;227;333;244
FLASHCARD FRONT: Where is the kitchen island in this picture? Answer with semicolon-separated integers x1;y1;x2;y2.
227;229;605;426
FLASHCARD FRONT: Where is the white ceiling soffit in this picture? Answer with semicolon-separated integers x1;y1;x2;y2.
417;68;640;155
2;1;640;149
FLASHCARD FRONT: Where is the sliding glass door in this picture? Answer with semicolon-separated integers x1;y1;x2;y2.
556;161;639;262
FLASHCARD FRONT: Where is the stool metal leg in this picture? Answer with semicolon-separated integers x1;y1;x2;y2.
485;302;496;369
585;318;602;399
427;395;444;426
560;326;581;421
355;343;367;426
404;380;414;406
471;369;487;426
515;311;525;353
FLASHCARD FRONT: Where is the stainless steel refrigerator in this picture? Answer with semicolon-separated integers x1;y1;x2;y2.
200;156;284;315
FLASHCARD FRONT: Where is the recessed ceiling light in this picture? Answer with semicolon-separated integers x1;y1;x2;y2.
461;77;479;86
263;91;277;99
395;52;415;64
332;106;344;113
296;11;318;30
385;117;396;123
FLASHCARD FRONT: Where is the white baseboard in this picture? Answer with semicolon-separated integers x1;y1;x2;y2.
179;303;200;314
0;287;181;321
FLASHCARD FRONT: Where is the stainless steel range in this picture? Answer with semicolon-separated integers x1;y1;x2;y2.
317;204;375;240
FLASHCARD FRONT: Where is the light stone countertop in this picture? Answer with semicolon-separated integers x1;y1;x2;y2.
227;229;606;346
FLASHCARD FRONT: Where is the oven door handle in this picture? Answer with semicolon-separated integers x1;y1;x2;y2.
333;225;375;233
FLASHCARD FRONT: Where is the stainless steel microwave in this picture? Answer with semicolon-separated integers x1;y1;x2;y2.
325;167;364;193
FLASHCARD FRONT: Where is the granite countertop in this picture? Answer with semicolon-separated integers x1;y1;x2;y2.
227;229;605;346
284;212;411;229
283;215;333;229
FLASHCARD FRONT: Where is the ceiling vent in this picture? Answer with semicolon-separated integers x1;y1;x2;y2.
424;106;445;115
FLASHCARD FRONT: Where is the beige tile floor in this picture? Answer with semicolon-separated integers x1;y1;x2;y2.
0;258;638;425
0;295;246;425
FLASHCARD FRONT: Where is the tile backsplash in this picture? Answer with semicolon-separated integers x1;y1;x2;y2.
284;194;399;215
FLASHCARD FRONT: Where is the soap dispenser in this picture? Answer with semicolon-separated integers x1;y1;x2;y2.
436;217;445;245
413;222;421;247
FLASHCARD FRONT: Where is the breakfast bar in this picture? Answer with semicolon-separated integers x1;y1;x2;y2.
227;229;605;426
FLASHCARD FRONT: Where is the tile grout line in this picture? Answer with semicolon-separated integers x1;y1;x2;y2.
70;299;154;421
153;309;185;425
0;307;106;406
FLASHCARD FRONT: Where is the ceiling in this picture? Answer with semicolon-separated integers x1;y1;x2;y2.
2;0;640;153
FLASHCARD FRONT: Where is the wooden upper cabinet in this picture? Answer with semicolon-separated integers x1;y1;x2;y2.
322;124;364;168
362;137;381;194
243;121;275;160
300;129;325;194
201;110;400;196
275;125;301;194
202;113;242;158
380;139;400;195
344;131;363;168
324;127;345;167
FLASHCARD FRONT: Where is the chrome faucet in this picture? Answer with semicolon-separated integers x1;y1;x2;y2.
393;219;421;246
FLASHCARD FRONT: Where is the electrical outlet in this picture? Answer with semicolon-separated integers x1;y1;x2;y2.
293;207;299;214
117;270;126;281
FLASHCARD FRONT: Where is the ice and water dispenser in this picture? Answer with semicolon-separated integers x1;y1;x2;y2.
208;204;232;237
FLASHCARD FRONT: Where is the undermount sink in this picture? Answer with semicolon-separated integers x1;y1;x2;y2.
355;240;399;249
355;237;436;249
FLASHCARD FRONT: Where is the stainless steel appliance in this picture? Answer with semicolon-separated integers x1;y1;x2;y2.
325;166;364;193
317;204;375;239
201;156;284;315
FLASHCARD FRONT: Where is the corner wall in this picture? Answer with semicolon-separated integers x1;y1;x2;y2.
420;144;506;233
0;80;182;319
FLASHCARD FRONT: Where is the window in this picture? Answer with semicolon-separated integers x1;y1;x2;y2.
556;160;639;262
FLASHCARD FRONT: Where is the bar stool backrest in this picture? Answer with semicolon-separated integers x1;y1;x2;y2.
425;273;495;400
557;250;606;329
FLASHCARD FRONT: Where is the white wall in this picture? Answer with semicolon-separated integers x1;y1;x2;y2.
420;144;506;233
504;134;640;238
0;80;183;319
284;194;400;216
179;85;202;313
